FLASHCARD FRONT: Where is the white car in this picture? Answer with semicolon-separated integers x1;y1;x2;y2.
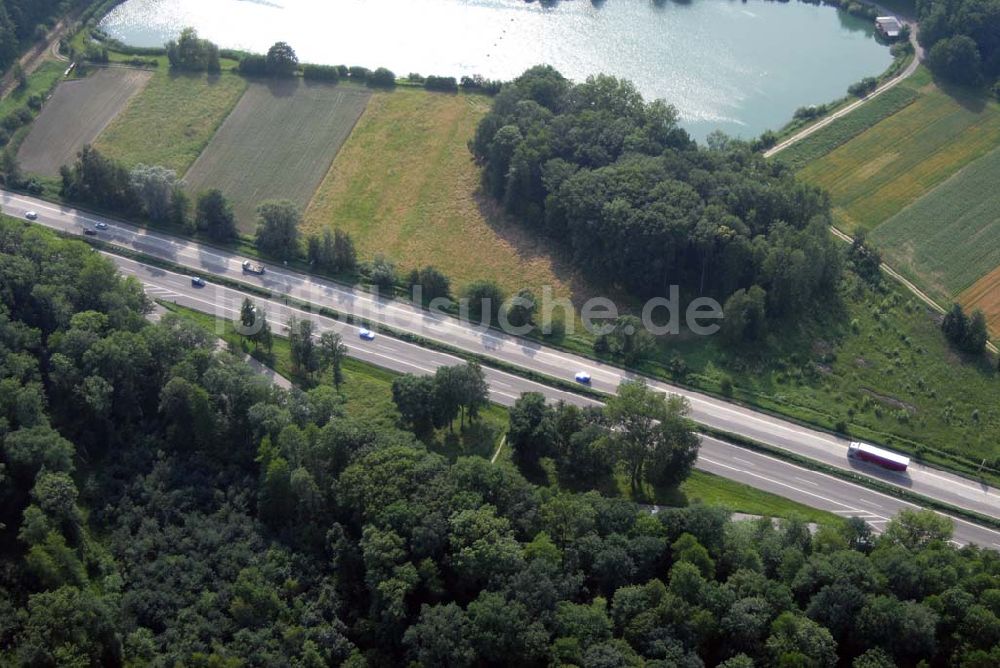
25;211;37;220
575;371;592;384
95;222;108;230
358;327;376;341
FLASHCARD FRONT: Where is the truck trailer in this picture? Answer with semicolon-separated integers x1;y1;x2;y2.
847;441;910;472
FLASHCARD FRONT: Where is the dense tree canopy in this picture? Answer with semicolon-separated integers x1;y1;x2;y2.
471;66;841;323
0;0;72;73
165;27;220;73
3;217;1000;666
918;0;1000;86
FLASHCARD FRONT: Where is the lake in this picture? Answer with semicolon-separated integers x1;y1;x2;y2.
99;0;893;141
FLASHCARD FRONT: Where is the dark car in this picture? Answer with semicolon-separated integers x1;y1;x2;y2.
191;277;206;288
84;229;97;236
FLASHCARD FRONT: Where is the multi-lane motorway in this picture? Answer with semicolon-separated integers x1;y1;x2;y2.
112;254;1000;547
4;189;1000;544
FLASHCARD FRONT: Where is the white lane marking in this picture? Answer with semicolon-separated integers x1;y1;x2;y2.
795;476;820;487
699;455;868;514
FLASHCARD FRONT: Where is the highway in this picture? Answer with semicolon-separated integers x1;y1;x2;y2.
109;254;1000;547
4;190;1000;528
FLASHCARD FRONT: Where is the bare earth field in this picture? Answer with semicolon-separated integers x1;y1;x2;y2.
17;68;152;176
304;88;586;302
184;79;371;231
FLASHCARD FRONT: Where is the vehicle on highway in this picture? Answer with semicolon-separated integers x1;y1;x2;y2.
25;211;37;220
83;228;97;236
95;222;108;230
575;371;592;384
848;441;910;472
191;277;206;288
358;328;376;341
242;260;265;274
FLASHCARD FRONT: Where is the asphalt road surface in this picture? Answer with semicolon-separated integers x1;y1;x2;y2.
4;190;1000;530
101;252;1000;547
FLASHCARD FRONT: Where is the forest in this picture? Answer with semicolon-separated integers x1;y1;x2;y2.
917;0;1000;88
0;0;79;72
470;66;842;321
3;220;1000;666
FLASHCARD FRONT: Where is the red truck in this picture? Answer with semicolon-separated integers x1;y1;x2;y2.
848;441;910;472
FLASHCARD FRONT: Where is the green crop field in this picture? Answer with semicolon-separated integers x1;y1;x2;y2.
184;79;371;231
17;67;152;176
797;69;1000;234
870;145;1000;304
94;69;247;174
774;86;918;171
303;87;587;302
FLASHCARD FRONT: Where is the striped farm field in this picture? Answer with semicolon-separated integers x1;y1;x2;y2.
797;68;1000;235
871;145;1000;305
961;266;1000;334
185;79;371;231
94;70;247;174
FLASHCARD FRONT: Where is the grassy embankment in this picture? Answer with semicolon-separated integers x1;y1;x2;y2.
161;301;843;525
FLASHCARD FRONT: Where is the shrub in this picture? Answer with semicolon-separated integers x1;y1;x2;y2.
720;376;734;397
848;77;878;97
407;72;425;83
424;75;458;92
302;64;339;82
368;67;396;88
369;254;397;292
238;53;267;76
460;74;502;95
348;66;371;82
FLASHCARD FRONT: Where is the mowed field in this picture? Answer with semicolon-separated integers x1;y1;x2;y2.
797;69;1000;235
17;68;152;176
304;88;584;301
871;145;1000;305
94;70;247;174
184;79;371;231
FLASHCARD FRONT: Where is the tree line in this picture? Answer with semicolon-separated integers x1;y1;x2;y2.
471;66;842;341
6;218;1000;665
918;0;1000;92
0;0;72;73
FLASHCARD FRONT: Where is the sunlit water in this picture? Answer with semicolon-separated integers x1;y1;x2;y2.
99;0;892;140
